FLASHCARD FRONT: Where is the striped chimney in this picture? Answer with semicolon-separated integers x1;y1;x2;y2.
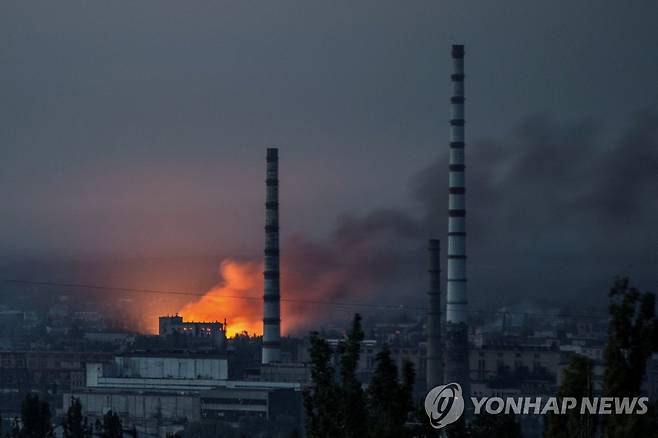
262;147;281;364
426;239;443;389
444;44;470;394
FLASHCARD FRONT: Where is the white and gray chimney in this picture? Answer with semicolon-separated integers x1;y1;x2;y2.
444;44;469;394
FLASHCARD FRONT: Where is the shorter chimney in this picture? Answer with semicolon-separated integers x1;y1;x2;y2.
426;239;443;389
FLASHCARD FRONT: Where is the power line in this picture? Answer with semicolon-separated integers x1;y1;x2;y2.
2;278;425;311
2;278;609;320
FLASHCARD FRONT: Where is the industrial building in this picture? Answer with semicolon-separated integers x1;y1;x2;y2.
319;338;425;385
200;386;301;423
64;350;303;437
252;362;312;385
469;343;560;397
158;315;226;350
63;389;201;434
85;352;229;391
65;384;302;436
0;350;114;417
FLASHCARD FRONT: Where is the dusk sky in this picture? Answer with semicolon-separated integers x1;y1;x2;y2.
1;1;656;318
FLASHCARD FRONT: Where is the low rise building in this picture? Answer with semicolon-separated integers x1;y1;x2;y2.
200;386;301;423
158;315;226;350
86;352;229;391
65;351;302;437
469;342;560;397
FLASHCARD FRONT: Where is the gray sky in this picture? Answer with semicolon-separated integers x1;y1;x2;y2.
0;1;656;312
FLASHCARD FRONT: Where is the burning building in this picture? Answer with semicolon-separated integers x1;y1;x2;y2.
158;315;226;350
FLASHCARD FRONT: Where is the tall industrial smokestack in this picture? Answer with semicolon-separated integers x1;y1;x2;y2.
262;147;281;364
426;239;443;389
444;44;470;394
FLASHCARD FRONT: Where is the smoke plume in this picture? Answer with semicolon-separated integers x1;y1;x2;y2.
179;111;657;335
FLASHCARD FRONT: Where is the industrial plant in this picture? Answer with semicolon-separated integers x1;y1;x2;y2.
0;45;640;438
1;1;657;435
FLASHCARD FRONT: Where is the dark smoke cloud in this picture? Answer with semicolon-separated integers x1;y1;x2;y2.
417;111;658;256
281;210;426;329
284;110;658;316
3;112;655;329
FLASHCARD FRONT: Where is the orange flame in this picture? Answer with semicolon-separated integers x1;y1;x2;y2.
178;260;263;337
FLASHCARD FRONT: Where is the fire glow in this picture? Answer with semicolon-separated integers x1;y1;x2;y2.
174;257;336;338
178;260;263;337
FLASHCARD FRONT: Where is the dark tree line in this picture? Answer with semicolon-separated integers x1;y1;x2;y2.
304;314;417;438
304;314;523;438
11;393;54;438
544;355;596;438
62;397;125;438
422;405;521;438
3;395;125;438
545;277;658;438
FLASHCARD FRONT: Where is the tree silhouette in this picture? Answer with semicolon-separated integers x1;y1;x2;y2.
367;346;415;438
19;393;53;438
602;277;658;437
544;355;596;438
305;314;420;438
100;411;122;438
337;314;368;438
62;397;85;438
304;332;341;438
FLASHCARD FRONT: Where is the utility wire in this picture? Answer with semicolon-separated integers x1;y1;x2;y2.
2;278;609;320
3;278;425;311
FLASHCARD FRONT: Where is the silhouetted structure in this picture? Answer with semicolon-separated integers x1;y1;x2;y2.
445;44;470;397
263;147;282;363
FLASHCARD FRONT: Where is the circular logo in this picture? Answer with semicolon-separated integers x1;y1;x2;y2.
424;382;465;429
